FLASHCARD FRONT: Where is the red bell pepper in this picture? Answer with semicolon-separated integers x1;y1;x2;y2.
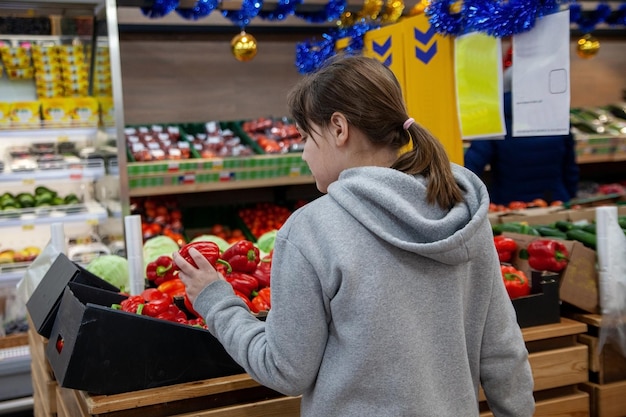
224;271;258;299
118;295;144;314
234;289;258;312
142;296;171;317
157;278;186;300
500;265;531;299
146;255;177;286
222;240;260;273
251;287;271;312
493;235;517;263
156;304;187;322
177;241;224;269
251;255;272;289
526;239;569;272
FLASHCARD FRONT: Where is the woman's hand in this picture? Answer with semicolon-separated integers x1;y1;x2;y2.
173;247;224;304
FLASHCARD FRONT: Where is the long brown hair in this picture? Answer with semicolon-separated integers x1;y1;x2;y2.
288;54;464;209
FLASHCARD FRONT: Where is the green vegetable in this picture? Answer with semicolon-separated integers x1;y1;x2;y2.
566;229;597;250
497;222;540;236
256;230;277;254
143;235;180;267
536;226;567;239
86;255;130;292
554;220;576;232
190;234;230;253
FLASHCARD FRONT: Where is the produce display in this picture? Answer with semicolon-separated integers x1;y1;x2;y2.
238;202;295;239
0;245;41;264
0;186;80;216
185;121;257;158
131;197;185;245
491;216;626;250
125;124;190;162
117;235;276;330
241;117;303;154
493;234;572;301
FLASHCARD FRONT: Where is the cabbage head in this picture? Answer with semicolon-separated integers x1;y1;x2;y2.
87;255;129;292
143;235;180;267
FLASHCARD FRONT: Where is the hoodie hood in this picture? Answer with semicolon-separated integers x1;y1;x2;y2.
326;164;490;265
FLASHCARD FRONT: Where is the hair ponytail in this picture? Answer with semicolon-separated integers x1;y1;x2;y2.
392;124;464;209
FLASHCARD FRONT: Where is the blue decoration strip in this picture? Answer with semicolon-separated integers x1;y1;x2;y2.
258;0;302;21
176;0;220;20
223;0;263;28
141;0;180;18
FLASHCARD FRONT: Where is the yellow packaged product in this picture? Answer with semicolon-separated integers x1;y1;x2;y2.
0;46;31;67
40;97;73;127
0;102;11;128
10;101;41;127
71;97;99;126
98;96;115;127
7;67;34;80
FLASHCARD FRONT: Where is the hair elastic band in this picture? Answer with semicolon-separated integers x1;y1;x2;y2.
398;118;415;156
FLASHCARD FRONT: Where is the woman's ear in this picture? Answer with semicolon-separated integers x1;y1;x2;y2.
329;112;349;147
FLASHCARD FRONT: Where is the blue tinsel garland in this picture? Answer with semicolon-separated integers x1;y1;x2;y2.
294;0;346;24
222;0;263;28
176;0;220;20
258;0;303;21
141;0;179;18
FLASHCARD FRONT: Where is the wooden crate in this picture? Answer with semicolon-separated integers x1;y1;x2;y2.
28;319;58;417
54;373;300;417
567;313;626;417
579;380;626;417
570;313;626;384
480;318;590;417
0;332;28;348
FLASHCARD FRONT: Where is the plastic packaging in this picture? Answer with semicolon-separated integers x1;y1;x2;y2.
595;206;626;356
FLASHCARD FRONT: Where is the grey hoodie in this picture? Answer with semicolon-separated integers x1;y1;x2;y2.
195;164;535;417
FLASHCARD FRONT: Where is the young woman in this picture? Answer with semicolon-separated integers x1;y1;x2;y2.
174;54;534;417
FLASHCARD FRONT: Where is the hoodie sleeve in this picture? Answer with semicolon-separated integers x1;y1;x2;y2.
193;234;328;396
479;272;535;416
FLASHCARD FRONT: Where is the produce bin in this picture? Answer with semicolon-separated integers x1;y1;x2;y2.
511;271;561;328
45;283;244;395
26;253;119;339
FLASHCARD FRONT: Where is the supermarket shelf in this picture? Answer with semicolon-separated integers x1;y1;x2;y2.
0;126;99;139
128;175;316;197
0;201;108;227
0;396;33;416
0;160;106;182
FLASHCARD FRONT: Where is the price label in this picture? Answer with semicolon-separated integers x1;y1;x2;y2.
179;173;195;185
289;167;301;177
167;162;180;172
219;171;233;182
22;224;35;231
69;164;84;180
57;135;70;143
22;178;35;185
212;159;224;170
86;218;99;226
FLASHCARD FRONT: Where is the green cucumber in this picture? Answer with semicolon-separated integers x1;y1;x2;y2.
566;229;597;250
536;226;567;239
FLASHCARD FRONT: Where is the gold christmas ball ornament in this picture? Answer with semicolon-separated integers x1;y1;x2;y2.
408;0;429;16
576;34;600;59
231;31;257;62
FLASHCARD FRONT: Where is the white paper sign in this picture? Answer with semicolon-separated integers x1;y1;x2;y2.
512;10;570;137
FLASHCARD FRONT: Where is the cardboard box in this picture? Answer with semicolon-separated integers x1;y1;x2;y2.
504;233;599;314
511;271;561;328
46;283;244;395
26;253;120;339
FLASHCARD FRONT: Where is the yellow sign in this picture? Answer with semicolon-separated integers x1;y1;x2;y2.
455;33;505;140
401;14;463;164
